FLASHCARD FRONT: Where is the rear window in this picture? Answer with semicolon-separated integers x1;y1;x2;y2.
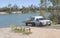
39;18;46;20
31;17;35;21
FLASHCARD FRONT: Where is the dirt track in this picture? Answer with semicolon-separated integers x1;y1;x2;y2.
41;24;60;29
0;25;60;38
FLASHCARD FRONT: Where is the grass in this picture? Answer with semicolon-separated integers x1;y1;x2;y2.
11;26;32;35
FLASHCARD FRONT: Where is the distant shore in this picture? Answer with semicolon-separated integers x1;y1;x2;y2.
0;12;8;14
0;11;40;14
0;11;22;14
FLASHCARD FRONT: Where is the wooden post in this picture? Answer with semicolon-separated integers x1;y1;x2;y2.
29;28;31;32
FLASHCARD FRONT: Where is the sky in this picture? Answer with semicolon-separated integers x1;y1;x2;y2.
0;0;52;8
0;0;40;8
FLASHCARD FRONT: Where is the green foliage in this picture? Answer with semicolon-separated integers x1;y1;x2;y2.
40;0;49;17
40;10;46;17
41;0;44;4
49;12;60;24
0;4;39;14
50;0;59;5
0;4;19;14
21;5;39;13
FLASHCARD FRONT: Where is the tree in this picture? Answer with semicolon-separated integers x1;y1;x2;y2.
40;0;48;17
21;6;27;13
12;4;19;11
49;0;60;24
50;0;59;6
28;4;38;13
7;4;12;14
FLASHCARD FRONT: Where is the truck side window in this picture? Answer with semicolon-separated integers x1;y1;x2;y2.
36;19;39;21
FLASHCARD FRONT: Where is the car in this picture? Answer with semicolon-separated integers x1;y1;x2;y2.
25;16;52;26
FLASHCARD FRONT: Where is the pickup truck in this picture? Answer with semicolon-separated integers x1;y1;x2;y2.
24;16;52;26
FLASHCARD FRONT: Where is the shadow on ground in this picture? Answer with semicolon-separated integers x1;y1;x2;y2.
25;24;60;29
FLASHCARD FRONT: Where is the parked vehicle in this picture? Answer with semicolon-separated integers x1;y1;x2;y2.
24;16;52;26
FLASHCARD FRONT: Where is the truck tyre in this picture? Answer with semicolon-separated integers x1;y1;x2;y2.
39;22;42;26
48;24;51;26
32;23;35;26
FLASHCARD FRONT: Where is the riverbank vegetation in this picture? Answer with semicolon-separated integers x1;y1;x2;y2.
40;0;60;24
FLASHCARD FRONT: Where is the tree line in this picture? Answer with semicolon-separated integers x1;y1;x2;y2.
0;4;39;14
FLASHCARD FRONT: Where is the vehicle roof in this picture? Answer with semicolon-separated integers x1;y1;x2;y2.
31;16;43;18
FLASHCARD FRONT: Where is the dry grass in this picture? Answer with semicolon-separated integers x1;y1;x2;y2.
11;26;32;35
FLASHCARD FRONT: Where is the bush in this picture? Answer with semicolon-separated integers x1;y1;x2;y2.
49;12;60;24
11;26;32;35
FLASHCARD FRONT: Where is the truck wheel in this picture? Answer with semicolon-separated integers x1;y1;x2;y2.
48;24;51;26
32;23;35;26
39;22;42;26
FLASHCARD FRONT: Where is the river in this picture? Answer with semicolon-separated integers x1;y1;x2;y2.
0;13;40;27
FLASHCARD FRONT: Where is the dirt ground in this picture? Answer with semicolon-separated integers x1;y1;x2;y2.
0;25;60;38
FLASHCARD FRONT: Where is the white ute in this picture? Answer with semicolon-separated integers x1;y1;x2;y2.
25;16;52;26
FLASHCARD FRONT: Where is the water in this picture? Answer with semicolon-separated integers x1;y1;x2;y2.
0;13;39;27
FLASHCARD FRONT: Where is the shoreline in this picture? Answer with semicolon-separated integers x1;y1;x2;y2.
0;12;22;15
0;12;39;15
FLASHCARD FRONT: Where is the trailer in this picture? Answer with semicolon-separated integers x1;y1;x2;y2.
25;20;35;26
